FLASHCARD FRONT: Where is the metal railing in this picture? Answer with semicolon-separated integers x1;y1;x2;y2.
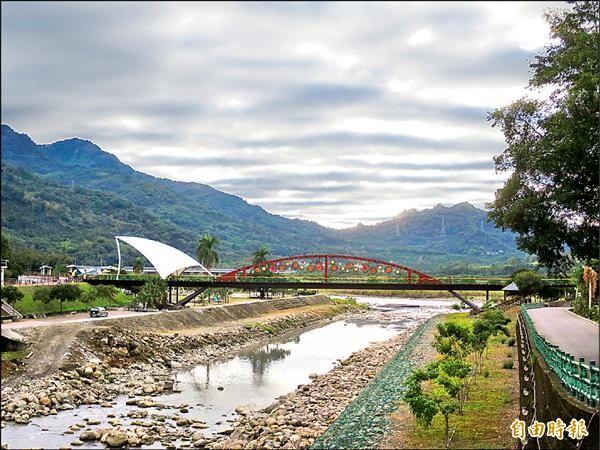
521;304;599;407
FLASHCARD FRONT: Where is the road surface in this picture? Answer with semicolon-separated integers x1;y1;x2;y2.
1;309;163;330
527;307;600;364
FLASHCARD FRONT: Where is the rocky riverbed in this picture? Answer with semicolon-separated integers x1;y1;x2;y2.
207;320;424;449
1;303;366;449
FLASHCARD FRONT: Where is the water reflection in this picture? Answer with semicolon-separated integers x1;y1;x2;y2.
241;344;292;383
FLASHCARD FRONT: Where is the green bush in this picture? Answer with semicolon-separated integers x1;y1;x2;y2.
330;296;369;309
506;337;515;347
502;360;514;369
483;369;490;378
297;289;317;295
507;351;513;358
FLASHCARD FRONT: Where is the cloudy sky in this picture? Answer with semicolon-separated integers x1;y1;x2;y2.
1;1;566;228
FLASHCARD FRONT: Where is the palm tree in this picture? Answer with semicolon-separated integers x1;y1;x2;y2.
133;257;144;274
252;246;270;265
196;233;220;270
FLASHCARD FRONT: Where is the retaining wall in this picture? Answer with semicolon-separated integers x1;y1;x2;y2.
95;295;332;332
517;313;599;449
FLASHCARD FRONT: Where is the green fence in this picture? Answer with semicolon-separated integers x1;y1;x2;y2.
521;304;599;407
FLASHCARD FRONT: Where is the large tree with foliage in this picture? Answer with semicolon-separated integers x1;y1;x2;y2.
487;1;599;272
196;233;220;270
137;278;168;309
0;286;23;305
514;270;544;301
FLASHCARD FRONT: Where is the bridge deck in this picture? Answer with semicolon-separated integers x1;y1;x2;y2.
527;307;599;365
86;278;509;291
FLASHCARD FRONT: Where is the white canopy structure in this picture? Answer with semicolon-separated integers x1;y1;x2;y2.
115;236;213;279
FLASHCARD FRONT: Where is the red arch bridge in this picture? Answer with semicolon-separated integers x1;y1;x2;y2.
85;254;572;312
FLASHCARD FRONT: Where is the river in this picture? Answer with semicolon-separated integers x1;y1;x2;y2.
2;296;462;449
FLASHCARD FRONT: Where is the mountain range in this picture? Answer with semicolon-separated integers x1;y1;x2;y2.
1;124;524;270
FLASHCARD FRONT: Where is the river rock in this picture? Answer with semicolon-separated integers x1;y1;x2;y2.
105;430;128;447
80;430;99;441
235;406;250;416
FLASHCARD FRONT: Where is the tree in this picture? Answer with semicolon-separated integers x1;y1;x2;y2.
252;246;271;265
487;1;599;273
137;278;167;309
1;232;12;261
49;284;82;314
83;284;118;306
196;233;220;270
472;308;511;370
133;257;144;274
0;286;23;305
433;322;473;359
33;286;51;304
404;363;462;448
514;270;543;301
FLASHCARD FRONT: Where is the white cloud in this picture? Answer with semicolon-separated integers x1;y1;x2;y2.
1;1;562;228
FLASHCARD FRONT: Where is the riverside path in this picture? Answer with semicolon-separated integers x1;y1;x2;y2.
527;307;599;364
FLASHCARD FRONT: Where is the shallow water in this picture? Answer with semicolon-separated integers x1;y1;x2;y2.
2;298;455;449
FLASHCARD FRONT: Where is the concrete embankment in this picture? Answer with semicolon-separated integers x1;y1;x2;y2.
94;296;331;333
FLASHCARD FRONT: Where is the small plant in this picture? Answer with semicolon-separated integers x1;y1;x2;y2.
330;297;369;309
506;337;516;347
507;351;513;358
249;322;274;334
502;360;514;369
483;369;490;378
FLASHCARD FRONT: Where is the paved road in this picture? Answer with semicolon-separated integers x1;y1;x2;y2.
1;309;163;330
527;307;600;364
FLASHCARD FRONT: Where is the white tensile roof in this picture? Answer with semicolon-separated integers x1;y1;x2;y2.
502;282;520;292
115;236;212;279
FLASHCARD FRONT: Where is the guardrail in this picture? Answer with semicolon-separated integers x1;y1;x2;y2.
521;304;599;407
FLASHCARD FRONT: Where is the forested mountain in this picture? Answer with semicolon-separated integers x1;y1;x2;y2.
1;124;524;270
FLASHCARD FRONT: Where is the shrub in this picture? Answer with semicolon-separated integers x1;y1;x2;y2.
507;351;513;358
502;360;514;369
483;370;490;378
507;337;516;347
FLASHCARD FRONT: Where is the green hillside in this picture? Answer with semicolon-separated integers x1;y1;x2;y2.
1;124;525;272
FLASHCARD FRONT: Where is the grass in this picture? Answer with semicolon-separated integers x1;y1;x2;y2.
244;322;275;334
330;296;370;309
384;308;520;449
1;350;28;362
11;283;133;316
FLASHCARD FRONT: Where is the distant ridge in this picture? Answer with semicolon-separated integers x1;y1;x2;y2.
1;124;522;268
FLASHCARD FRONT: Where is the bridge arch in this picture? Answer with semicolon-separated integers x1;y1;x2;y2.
217;254;440;284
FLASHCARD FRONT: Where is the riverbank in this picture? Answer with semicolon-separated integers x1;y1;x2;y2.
0;298;369;448
381;309;520;449
207;312;436;449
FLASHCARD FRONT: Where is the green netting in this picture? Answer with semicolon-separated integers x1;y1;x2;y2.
312;316;441;449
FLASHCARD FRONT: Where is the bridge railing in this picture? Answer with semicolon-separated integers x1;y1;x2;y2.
520;304;599;407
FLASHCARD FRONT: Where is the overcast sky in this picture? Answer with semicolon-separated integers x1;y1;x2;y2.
1;1;566;228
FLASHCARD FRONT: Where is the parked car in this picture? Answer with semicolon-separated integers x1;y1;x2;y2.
89;306;108;318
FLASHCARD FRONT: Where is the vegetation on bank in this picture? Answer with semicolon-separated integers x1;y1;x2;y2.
5;283;132;316
387;309;519;449
330;296;369;309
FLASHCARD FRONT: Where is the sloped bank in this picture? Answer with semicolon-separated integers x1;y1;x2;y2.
208;315;440;450
96;295;331;332
312;316;440;449
0;296;354;431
